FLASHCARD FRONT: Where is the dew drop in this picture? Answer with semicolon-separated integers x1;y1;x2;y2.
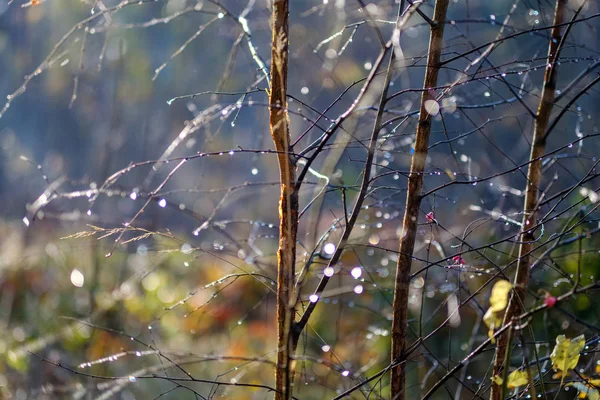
70;269;85;287
322;242;336;256
424;99;440;116
350;267;362;279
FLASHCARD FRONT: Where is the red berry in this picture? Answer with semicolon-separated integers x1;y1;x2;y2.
544;296;557;308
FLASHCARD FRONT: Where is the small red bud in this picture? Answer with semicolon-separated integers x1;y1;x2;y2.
425;212;435;223
452;255;465;265
544;296;557;308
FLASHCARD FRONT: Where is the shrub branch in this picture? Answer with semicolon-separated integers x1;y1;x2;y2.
390;0;450;398
490;1;568;398
269;1;298;399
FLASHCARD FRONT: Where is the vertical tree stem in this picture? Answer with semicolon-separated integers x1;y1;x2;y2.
490;1;566;398
390;1;449;398
269;1;298;399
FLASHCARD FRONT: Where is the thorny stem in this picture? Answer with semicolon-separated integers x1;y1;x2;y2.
269;1;298;399
390;0;449;399
490;1;567;398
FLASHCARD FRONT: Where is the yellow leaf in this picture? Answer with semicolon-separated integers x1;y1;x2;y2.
491;375;503;385
569;382;600;400
506;369;529;388
483;307;502;330
484;281;512;343
484;307;502;343
445;169;456;181
551;334;586;374
490;280;512;312
589;379;600;387
552;371;563;380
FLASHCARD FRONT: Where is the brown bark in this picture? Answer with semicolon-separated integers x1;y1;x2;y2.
489;1;566;399
390;1;449;398
269;1;298;400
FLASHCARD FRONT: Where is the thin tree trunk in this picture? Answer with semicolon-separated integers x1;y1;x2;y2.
269;1;298;400
490;1;566;398
390;1;449;398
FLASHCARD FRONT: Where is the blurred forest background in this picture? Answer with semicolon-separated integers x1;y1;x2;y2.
0;0;599;399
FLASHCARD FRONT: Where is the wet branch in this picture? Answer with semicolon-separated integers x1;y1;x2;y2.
490;1;567;398
269;1;298;399
390;0;450;399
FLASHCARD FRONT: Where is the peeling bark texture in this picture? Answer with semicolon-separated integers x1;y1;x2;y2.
269;1;298;400
390;1;449;399
490;1;566;398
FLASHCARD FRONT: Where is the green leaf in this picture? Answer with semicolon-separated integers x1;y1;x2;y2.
550;334;585;374
6;350;28;372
